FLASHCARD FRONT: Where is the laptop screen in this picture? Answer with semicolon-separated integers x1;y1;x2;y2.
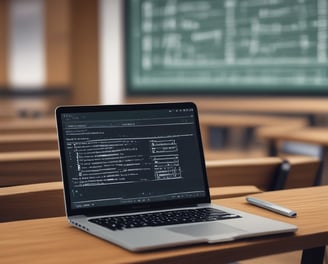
56;102;210;216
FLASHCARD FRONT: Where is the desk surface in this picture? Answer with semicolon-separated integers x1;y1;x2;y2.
1;186;327;264
0;117;56;134
0;133;57;143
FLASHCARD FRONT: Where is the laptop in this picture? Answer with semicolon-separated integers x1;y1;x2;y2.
55;102;297;252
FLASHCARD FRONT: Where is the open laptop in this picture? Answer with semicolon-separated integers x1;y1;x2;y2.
55;102;297;252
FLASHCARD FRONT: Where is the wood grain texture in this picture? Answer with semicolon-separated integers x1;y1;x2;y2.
0;186;327;263
206;157;281;190
0;150;61;187
0;182;65;222
205;156;320;190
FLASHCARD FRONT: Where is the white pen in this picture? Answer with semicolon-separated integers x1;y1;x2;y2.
246;196;297;218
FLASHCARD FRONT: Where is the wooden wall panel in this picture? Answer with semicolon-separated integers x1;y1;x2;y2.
45;0;71;86
0;0;100;105
70;0;100;104
0;0;8;86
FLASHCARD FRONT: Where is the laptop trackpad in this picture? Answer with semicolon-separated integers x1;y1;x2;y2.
167;222;244;238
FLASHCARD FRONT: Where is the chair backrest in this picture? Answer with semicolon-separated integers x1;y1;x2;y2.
0;181;261;222
206;157;280;190
0;150;61;187
0;155;319;222
205;156;320;191
0;182;65;222
283;156;321;188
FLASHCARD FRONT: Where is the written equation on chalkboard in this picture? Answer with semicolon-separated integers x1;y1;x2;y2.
125;0;328;94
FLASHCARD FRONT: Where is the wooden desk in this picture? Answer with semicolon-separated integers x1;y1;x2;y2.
0;98;53;118
257;127;328;185
199;113;306;150
127;96;328;115
0;133;58;152
1;186;327;264
0;117;56;134
0;150;61;186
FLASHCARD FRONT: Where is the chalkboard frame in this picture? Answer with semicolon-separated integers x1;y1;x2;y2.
124;0;328;97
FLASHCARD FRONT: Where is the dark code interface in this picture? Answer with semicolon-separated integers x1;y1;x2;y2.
61;108;207;209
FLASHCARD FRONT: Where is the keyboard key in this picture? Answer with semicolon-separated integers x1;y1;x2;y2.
89;208;241;231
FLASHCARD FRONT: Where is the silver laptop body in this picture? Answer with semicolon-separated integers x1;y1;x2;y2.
56;102;297;252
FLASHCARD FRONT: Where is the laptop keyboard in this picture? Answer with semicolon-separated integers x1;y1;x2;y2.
89;208;241;231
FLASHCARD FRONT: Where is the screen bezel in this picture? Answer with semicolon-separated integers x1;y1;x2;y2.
55;102;211;217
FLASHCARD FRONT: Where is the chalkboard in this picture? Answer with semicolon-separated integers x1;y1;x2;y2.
124;0;328;95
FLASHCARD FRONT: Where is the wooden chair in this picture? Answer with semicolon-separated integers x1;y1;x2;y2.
283;155;322;188
0;150;61;187
0;181;260;222
0;156;319;223
199;113;307;152
0;182;65;222
206;155;320;191
0;153;318;192
0;156;271;222
256;125;326;185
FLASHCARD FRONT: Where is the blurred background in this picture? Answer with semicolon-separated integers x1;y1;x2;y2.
0;0;100;112
1;0;328;160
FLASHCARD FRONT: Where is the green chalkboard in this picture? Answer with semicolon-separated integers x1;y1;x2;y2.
125;0;328;95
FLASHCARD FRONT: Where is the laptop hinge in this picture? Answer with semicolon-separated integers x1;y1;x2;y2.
69;215;85;220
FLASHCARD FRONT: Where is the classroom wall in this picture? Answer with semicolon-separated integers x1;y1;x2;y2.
99;0;124;105
0;0;100;110
0;0;9;86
